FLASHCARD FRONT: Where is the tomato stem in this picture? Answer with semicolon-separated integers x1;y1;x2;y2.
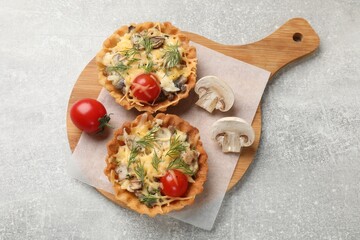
96;113;113;134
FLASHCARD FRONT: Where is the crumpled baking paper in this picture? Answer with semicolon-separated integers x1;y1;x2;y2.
67;42;270;230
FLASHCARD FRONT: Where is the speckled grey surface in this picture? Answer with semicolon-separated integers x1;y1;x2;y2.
1;0;359;239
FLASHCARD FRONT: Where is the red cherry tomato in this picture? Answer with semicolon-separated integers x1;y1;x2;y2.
131;73;161;102
70;98;111;133
160;170;189;197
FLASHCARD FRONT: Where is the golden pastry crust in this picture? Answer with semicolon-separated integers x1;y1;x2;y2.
104;113;208;216
96;22;197;113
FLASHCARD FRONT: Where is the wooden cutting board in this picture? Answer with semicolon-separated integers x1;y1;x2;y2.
66;18;319;202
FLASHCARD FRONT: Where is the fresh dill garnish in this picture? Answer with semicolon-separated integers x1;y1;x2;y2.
167;157;194;175
139;194;158;207
151;151;162;171
128;146;140;167
140;36;153;54
121;47;140;58
166;135;186;158
163;44;181;72
136;126;160;149
134;162;146;182
141;60;155;73
127;58;140;65
127;126;160;167
107;62;130;74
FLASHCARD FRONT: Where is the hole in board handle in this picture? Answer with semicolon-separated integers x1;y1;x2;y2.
293;33;303;42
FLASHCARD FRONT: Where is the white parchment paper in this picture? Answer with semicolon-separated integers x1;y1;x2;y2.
67;42;270;230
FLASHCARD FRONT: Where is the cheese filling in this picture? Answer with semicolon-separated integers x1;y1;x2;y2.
102;23;195;105
110;118;199;207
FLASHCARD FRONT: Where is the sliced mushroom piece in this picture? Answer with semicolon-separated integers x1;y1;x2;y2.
131;33;144;49
149;36;165;49
134;190;143;198
132;34;165;51
112;78;126;94
112;53;125;64
174;75;188;92
167;93;175;101
115;165;128;181
181;149;199;174
155;127;172;149
168;125;176;135
194;76;235;113
125;134;136;150
155;127;172;141
211;117;255;153
161;89;176;101
180;85;187;92
127;179;142;192
181;149;199;164
174;75;187;86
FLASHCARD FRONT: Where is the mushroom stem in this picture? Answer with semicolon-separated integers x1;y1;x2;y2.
222;131;242;153
194;76;235;113
212;117;255;153
195;91;219;113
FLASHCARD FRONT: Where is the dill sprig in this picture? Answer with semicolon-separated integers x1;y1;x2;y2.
167;157;194;175
166;135;186;158
128;146;139;167
137;126;160;149
127;126;160;167
140;36;153;54
139;194;158;207
121;47;140;59
107;62;130;74
163;44;181;71
134;162;146;182
127;58;140;65
151;151;162;171
141;60;155;73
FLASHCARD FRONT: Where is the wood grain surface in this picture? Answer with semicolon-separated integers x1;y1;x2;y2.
66;18;319;202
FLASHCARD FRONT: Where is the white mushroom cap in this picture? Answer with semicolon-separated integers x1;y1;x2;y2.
195;76;235;113
211;117;255;153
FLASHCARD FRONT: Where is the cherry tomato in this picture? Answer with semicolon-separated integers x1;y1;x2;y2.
70;98;111;133
160;170;189;197
131;73;161;102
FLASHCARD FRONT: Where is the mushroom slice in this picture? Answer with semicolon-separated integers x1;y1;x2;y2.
126;179;142;192
149;36;165;49
115;165;128;181
194;76;235;113
131;33;143;48
112;78;126;95
155;127;172;141
211;117;255;153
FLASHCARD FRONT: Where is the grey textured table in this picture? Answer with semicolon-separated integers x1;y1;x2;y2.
1;0;359;239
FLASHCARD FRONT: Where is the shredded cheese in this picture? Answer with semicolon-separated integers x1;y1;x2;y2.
103;24;196;106
111;118;199;207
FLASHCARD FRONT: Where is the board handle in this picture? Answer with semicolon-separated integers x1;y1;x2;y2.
185;18;320;78
235;18;320;77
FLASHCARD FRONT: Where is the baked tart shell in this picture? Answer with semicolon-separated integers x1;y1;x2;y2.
96;22;197;113
104;113;208;217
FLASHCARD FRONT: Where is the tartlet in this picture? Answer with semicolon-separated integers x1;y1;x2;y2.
96;22;197;113
104;113;208;216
